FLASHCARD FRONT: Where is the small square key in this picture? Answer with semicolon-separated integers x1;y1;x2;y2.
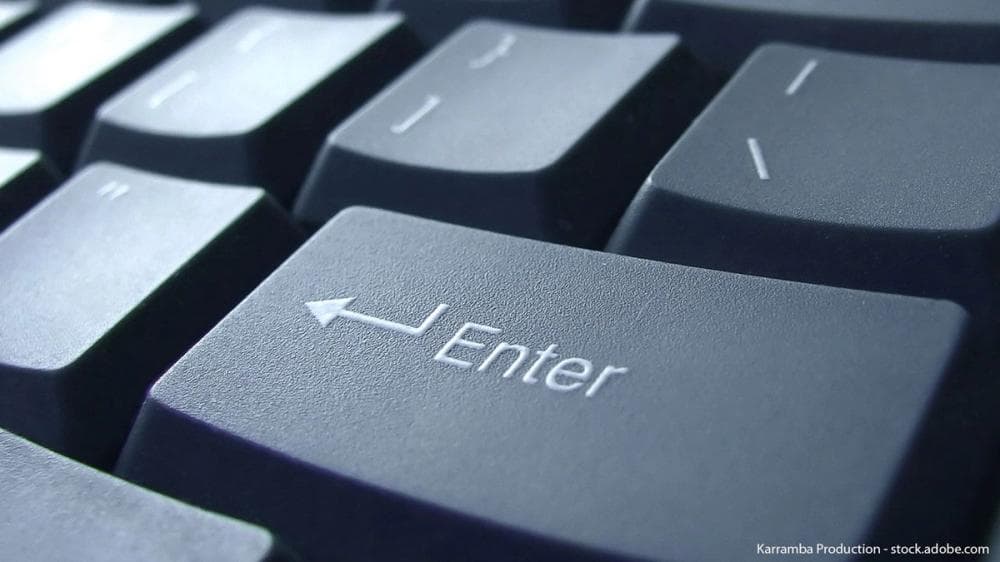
0;147;57;230
0;429;296;561
294;21;712;247
0;2;197;170
117;208;992;561
0;163;300;467
80;8;420;204
609;44;1000;327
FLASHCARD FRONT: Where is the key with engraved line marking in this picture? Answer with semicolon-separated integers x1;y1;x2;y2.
116;207;994;561
295;21;712;246
0;147;58;230
0;429;296;561
375;0;628;45
0;163;300;467
609;45;1000;335
80;7;420;204
0;2;197;170
625;0;1000;74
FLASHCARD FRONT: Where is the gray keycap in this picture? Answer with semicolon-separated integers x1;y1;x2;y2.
0;147;57;230
0;163;300;467
80;8;419;204
625;0;1000;73
608;44;1000;333
117;207;989;561
0;429;295;562
0;2;197;170
294;21;712;246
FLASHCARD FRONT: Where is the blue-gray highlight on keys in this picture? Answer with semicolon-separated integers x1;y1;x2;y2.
0;162;300;467
117;207;988;561
294;21;713;247
0;2;198;170
0;429;296;561
79;7;421;204
608;44;1000;334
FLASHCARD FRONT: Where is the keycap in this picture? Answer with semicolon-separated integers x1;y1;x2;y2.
608;45;1000;331
0;147;57;230
0;429;294;561
116;207;994;561
0;1;35;41
0;163;301;467
375;0;628;45
0;2;197;170
625;0;1000;73
294;22;711;247
80;8;420;204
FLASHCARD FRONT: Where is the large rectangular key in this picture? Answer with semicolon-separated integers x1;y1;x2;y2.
117;207;993;561
0;429;295;561
80;8;419;204
0;163;300;467
294;21;711;246
0;2;197;170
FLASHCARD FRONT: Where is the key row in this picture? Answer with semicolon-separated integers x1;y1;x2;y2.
13;0;1000;64
3;10;997;327
2;162;996;558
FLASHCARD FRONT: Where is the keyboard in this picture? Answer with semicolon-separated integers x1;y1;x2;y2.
0;2;997;561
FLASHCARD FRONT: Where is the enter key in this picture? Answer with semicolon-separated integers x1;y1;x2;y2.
117;207;991;561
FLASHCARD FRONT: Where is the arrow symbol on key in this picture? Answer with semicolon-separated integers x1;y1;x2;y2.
305;297;448;336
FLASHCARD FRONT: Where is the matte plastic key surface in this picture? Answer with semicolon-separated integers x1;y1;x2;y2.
609;45;1000;328
295;21;710;246
0;163;300;467
80;8;420;204
375;0;628;45
0;2;197;170
625;0;1000;73
0;429;294;562
117;207;989;561
0;147;57;230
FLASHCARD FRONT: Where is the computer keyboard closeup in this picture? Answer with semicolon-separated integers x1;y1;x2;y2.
0;2;997;562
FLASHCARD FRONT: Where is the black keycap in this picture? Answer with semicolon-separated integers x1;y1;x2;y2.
0;2;197;170
196;1;371;23
0;1;35;41
625;0;1000;73
117;207;993;561
608;45;1000;332
0;147;57;230
294;22;711;247
80;8;420;204
375;0;628;45
0;429;295;561
0;163;300;467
